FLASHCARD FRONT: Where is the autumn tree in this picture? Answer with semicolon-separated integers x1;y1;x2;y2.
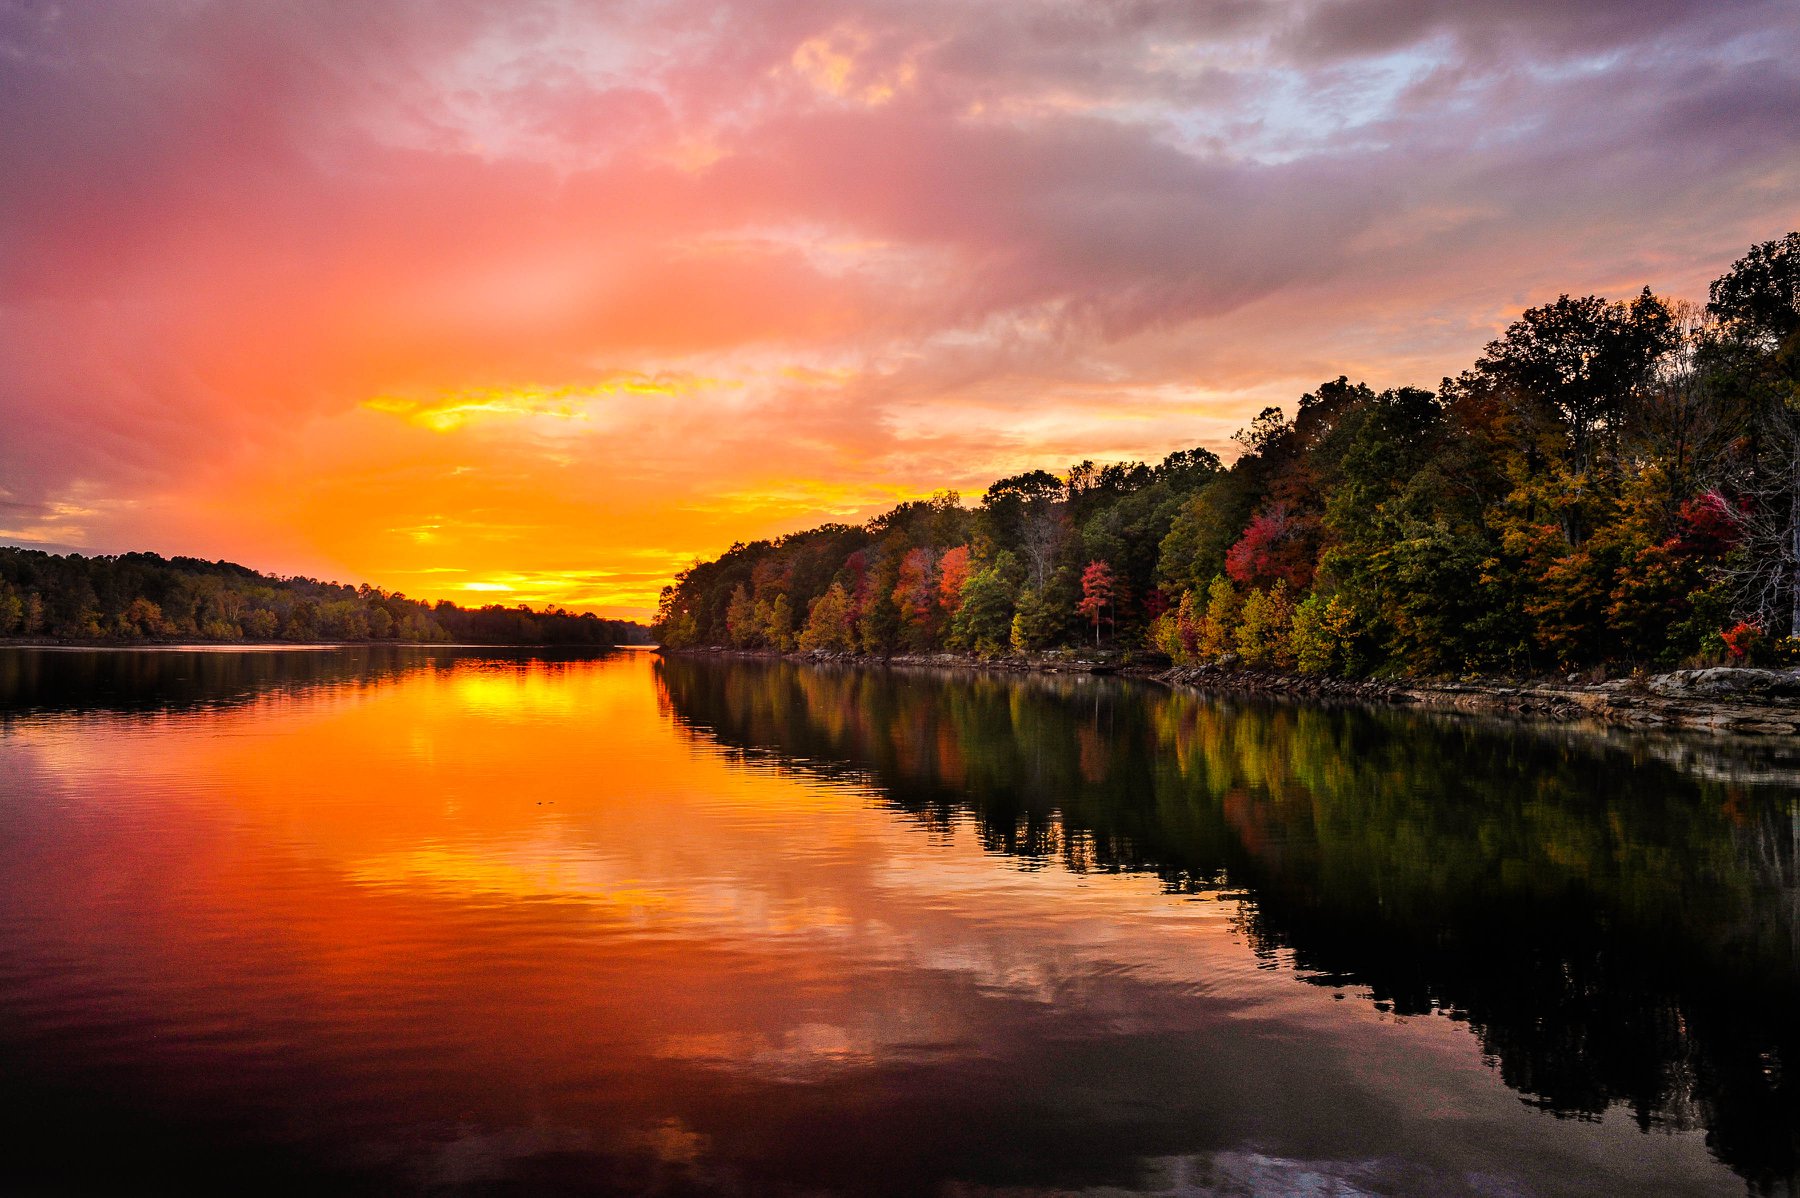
892;546;940;646
1224;502;1316;591
937;546;972;622
799;583;857;652
766;594;795;651
1235;583;1296;668
725;585;758;648
1075;560;1116;646
649;229;1800;676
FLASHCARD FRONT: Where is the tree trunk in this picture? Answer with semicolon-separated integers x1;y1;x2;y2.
1790;442;1800;638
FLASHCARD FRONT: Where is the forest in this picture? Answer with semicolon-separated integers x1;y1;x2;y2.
0;548;650;646
656;231;1800;677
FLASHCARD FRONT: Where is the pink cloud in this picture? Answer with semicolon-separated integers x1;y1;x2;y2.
0;0;1796;616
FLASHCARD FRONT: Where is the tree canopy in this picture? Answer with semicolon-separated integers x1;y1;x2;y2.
658;231;1800;677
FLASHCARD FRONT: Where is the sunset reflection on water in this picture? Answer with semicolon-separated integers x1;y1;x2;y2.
0;647;1783;1195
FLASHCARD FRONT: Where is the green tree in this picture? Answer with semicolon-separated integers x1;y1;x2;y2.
947;554;1018;656
1469;289;1678;478
1010;586;1063;652
1290;592;1355;675
767;594;795;651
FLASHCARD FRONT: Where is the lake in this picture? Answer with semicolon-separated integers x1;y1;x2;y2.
0;646;1795;1196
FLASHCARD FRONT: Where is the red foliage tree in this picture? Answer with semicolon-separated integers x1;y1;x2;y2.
1224;502;1316;590
841;549;871;622
1668;490;1740;559
1076;560;1116;646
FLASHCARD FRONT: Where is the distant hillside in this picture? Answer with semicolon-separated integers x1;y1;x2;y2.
0;547;651;646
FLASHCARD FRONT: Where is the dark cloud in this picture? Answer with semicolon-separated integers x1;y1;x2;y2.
1282;0;1775;62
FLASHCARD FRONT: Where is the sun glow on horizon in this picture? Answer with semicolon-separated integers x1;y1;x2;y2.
2;2;1794;623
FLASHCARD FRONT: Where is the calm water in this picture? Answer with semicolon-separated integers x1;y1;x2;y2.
0;648;1796;1196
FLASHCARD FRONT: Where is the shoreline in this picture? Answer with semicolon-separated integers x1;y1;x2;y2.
0;637;651;651
659;645;1800;737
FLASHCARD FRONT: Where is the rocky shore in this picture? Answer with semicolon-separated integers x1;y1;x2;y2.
1158;661;1800;734
662;646;1800;737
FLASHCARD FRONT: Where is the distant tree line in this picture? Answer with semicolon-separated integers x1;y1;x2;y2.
657;231;1800;676
0;549;650;646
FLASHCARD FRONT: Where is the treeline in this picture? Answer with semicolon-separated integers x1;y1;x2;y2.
656;231;1800;676
0;548;651;646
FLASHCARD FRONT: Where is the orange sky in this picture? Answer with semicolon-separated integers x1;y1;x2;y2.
2;2;1797;620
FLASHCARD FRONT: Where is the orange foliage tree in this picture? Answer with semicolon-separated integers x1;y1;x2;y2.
938;546;972;621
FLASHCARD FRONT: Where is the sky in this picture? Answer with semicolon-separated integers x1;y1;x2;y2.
2;1;1797;621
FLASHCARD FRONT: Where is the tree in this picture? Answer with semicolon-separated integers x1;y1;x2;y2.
1224;502;1315;590
892;546;939;642
798;583;858;652
1625;302;1741;511
1290;592;1356;674
1708;231;1800;634
1708;231;1800;349
947;553;1018;656
726;585;758;647
1236;583;1296;668
766;594;795;651
857;586;901;655
0;584;22;635
937;546;972;621
1157;474;1259;592
1155;446;1224;489
1010;586;1063;652
1200;576;1240;659
1469;289;1678;477
1606;491;1737;663
119;596;165;637
1233;406;1288;456
981;470;1066;589
1075;560;1116;646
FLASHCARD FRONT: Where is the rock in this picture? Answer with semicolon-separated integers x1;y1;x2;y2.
1647;668;1800;702
1730;720;1799;735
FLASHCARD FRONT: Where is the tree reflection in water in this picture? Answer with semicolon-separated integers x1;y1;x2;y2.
656;655;1800;1193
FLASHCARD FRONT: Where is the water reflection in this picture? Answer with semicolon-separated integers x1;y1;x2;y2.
0;646;1792;1196
655;656;1800;1193
0;643;619;719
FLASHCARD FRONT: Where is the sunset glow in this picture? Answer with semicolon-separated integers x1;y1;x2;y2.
3;2;1797;619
